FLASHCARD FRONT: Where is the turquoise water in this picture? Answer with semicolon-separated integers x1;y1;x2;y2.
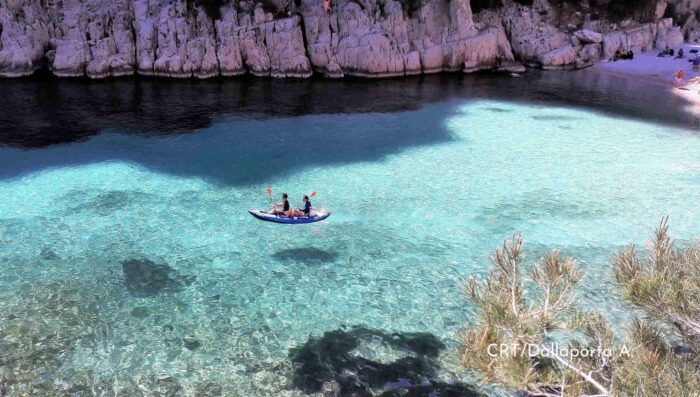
1;98;700;395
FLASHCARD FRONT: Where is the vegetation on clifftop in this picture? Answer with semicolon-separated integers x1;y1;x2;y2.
460;218;700;396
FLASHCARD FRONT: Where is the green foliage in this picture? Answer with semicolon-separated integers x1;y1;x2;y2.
460;219;700;396
614;216;700;351
611;217;700;395
460;233;613;396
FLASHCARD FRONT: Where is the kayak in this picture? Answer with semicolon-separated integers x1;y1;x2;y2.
248;209;331;224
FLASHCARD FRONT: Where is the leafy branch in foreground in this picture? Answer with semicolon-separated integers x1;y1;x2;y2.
460;220;700;397
612;216;700;396
460;232;615;396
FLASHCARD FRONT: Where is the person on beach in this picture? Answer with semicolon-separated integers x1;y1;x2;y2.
268;193;290;216
674;69;685;87
289;195;312;217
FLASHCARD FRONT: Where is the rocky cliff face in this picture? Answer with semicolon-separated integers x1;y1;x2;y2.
0;0;688;78
664;0;700;42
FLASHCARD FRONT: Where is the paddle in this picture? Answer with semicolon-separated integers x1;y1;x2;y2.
266;188;273;210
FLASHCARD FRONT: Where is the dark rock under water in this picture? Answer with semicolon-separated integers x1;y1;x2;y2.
121;258;195;297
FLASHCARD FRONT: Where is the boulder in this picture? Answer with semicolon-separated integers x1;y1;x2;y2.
573;30;603;44
539;45;576;70
656;26;685;49
498;61;526;73
577;43;602;63
602;31;627;59
625;24;656;53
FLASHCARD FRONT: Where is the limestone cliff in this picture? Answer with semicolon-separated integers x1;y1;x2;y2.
0;0;688;78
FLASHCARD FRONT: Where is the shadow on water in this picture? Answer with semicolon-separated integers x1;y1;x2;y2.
1;71;698;184
0;74;461;184
121;258;195;297
289;326;484;396
271;247;339;264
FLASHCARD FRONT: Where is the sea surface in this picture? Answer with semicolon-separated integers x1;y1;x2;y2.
1;70;699;396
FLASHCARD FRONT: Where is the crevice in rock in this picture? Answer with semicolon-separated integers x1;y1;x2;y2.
128;1;138;74
298;13;312;69
210;11;222;76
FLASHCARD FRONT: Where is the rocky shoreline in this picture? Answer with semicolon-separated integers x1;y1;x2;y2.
0;0;690;79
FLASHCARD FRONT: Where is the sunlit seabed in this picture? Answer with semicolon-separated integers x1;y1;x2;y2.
1;100;699;395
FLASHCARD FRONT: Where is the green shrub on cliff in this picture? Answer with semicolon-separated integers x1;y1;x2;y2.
460;219;700;396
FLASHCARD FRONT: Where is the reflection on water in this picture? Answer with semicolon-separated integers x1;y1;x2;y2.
1;69;698;149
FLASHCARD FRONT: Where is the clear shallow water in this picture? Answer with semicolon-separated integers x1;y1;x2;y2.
1;78;700;395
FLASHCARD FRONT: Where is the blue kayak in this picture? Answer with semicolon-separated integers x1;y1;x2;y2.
248;209;331;224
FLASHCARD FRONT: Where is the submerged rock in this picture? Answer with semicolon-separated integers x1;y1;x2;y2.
121;258;194;297
40;247;59;260
130;306;151;318
182;335;201;350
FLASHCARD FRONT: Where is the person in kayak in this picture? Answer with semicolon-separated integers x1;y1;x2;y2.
290;195;311;217
268;193;290;216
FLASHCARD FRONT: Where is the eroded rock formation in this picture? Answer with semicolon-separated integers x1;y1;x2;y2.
0;0;689;78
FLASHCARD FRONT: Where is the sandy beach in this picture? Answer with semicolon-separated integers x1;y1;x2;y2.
593;43;700;114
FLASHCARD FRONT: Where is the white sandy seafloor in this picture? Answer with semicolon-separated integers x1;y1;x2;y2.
0;97;699;395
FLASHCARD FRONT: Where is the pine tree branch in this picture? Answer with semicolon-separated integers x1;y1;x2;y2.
537;344;611;397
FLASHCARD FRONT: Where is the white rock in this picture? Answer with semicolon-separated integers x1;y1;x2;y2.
574;29;603;44
577;43;602;63
0;0;674;79
539;45;576;69
420;46;444;74
215;6;246;76
52;39;89;77
262;16;312;78
404;51;422;75
0;0;50;77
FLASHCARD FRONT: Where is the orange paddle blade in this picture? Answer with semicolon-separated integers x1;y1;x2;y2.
266;188;272;196
310;191;317;198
